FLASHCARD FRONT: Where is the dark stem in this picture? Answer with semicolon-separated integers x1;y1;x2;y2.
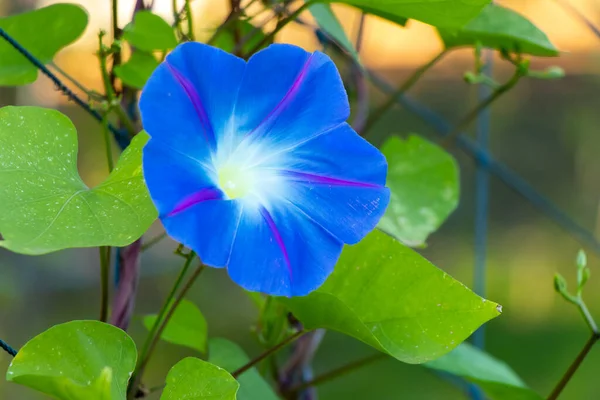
244;2;312;57
547;334;599;400
551;0;600;40
127;253;200;398
138;264;206;382
350;12;368;133
285;353;385;396
206;2;244;46
232;330;306;378
172;0;184;37
0;338;17;357
230;0;242;55
101;114;115;172
141;231;168;251
362;50;447;136
279;329;326;399
99;246;111;322
0;28;126;142
98;34;138;138
184;0;195;41
440;67;524;147
231;1;272;54
110;239;143;330
110;0;123;90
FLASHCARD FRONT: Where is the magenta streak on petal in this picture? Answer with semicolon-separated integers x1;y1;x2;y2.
167;187;223;217
279;170;381;188
259;206;293;281
165;62;216;150
246;54;315;138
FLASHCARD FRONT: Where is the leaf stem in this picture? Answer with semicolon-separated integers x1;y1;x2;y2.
98;33;138;138
141;232;168;251
284;353;385;396
440;65;525;147
350;12;369;133
362;50;447;136
127;252;198;398
547;334;599;400
48;62;104;100
111;0;122;90
99;246;111;322
172;0;183;37
101;114;115;173
244;2;312;57
185;0;195;41
548;291;599;399
232;330;306;378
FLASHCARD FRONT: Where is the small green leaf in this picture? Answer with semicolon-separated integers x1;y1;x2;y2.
143;299;208;353
114;51;159;89
378;135;459;247
310;5;359;62
256;297;290;348
123;11;178;52
576;249;587;271
161;357;239;400
208;338;279;400
281;230;501;364
6;320;137;400
0;4;88;85
0;107;157;255
554;273;568;294
329;0;490;28
437;4;559;56
425;343;543;400
213;19;268;54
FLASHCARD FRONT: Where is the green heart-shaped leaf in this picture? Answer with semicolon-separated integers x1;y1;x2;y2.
114;51;159;89
0;4;88;86
143;299;208;353
330;0;490;28
438;4;559;56
123;11;178;52
378;135;459;247
161;357;239;400
6;320;137;400
0;106;157;255
208;338;278;400
281;230;501;364
213;19;269;54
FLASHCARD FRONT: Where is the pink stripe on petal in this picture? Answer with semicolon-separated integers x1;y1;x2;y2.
259;206;293;281
167;188;223;217
166;62;216;149
247;54;314;137
280;170;381;188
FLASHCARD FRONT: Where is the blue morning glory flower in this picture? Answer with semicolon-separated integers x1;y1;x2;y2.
139;42;389;297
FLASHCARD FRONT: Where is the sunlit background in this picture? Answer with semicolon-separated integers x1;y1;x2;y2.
1;0;600;398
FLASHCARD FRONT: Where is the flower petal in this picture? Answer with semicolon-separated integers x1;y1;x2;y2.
227;202;343;297
162;200;243;267
139;42;246;157
142;139;222;217
274;124;390;244
234;44;349;151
